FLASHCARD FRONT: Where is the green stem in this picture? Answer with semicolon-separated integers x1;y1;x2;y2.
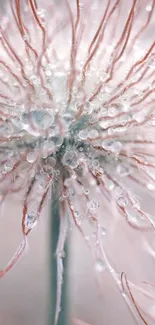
49;191;68;325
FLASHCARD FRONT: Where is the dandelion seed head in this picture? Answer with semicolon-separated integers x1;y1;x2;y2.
0;0;155;323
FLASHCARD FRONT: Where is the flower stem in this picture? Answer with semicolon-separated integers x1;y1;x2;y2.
49;189;68;325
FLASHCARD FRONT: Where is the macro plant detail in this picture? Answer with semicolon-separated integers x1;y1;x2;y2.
0;0;155;324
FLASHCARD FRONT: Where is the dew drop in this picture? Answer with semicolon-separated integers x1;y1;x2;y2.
4;161;14;172
117;164;130;177
45;69;52;76
79;129;89;140
147;183;155;191
117;196;128;207
62;151;78;169
95;259;106;273
27;151;38;163
25;213;37;229
88;129;99;139
146;5;152;11
102;140;122;153
87;200;99;211
100;227;107;236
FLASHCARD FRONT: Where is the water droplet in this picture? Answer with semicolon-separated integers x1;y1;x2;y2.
84;101;94;115
25;214;37;229
117;196;128;207
92;159;100;169
87;200;99;211
46;157;56;167
79;129;89;140
79;2;84;9
57;250;66;258
21;110;54;133
36;8;46;18
62;151;78;169
4;161;14;172
117;164;130;177
45;69;52;76
108;106;117;117
42;141;54;158
100;227;107;236
147;183;155;191
88;129;99;139
30;75;40;85
105;179;115;191
95;259;106;272
114;186;124;198
27;151;38;163
146;5;152;11
84;189;89;195
102;140;122;153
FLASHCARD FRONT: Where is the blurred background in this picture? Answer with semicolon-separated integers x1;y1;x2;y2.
0;197;138;325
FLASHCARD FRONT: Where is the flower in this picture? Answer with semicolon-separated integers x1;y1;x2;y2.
0;0;155;324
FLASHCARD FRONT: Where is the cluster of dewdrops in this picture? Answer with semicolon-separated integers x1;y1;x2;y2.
0;1;155;239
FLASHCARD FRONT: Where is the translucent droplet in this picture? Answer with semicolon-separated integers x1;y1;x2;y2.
30;75;40;85
45;69;52;76
84;101;94;115
108;106;117;117
25;214;37;229
79;2;84;9
87;200;99;211
100;227;107;236
88;129;99;139
105;179;115;191
36;8;46;18
21;110;54;132
27;151;38;163
84;189;89;195
92;159;100;169
79;129;89;140
54;136;64;147
42;141;54;158
4;161;14;172
146;5;152;11
117;164;130;177
114;186;124;199
43;164;53;175
117;196;128;207
147;183;155;191
57;250;66;258
62;151;78;169
102;140;122;153
95;259;106;272
46;157;56;167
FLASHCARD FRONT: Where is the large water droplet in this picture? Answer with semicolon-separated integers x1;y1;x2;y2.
21;109;54;133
